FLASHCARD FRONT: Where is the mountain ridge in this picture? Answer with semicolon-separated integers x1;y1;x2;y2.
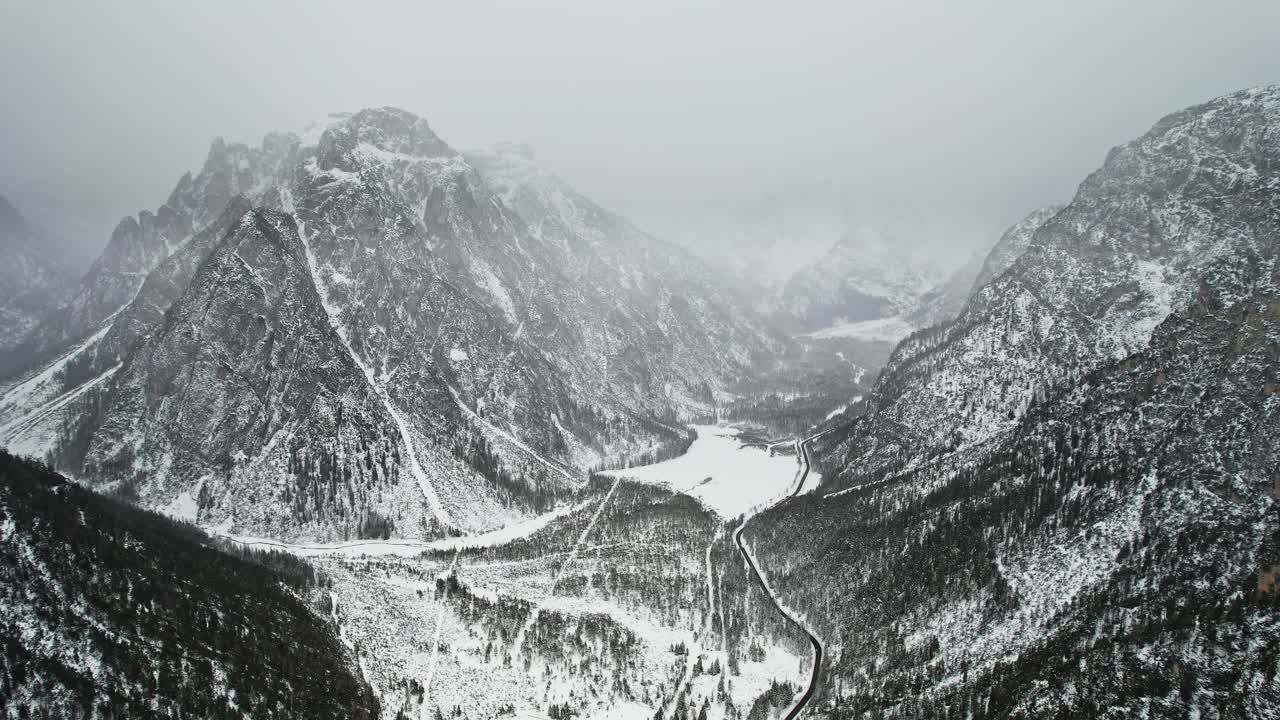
748;82;1280;717
0;106;788;540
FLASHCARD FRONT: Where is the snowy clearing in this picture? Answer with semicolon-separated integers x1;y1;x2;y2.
600;425;803;518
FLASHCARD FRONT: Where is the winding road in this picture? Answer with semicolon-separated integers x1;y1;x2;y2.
731;433;824;719
217;425;828;717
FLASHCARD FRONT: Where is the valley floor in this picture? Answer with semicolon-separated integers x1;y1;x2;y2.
229;424;819;720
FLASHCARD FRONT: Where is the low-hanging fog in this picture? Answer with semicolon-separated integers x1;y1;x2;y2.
2;0;1277;277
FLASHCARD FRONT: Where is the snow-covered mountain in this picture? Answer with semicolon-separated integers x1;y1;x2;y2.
0;196;73;356
772;224;962;342
0;109;785;540
750;84;1280;715
0;135;299;378
655;200;843;294
819;85;1280;484
903;205;1063;329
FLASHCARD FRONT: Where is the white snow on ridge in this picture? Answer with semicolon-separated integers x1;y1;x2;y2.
601;425;800;518
0;364;120;457
803;316;916;343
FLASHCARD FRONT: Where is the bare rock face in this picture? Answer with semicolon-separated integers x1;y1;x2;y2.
752;85;1280;717
1;108;785;540
819;85;1280;487
80;209;435;539
1;134;300;377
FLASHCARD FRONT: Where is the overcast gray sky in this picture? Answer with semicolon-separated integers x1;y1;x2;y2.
2;0;1278;263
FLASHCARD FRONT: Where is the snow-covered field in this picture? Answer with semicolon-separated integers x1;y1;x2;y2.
321;538;806;720
803;315;916;343
600;425;804;518
220;423;811;720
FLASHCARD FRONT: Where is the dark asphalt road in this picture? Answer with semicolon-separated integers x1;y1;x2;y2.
732;433;823;719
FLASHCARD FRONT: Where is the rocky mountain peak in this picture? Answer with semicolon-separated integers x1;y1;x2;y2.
1;106;785;539
314;107;455;172
820;83;1280;491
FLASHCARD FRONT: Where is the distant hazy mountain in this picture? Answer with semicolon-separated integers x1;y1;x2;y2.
0;187;129;276
905;204;1064;328
0;110;785;540
655;201;843;293
0;196;73;354
774;225;952;333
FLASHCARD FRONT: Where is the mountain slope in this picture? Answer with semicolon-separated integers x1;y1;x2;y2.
1;109;784;539
0;450;380;718
819;84;1280;488
754;249;1280;717
905;205;1064;329
0;135;299;379
0;196;73;354
748;84;1280;718
465;142;787;406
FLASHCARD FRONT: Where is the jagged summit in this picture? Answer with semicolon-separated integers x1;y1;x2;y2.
0;106;784;540
314;106;455;164
749;82;1280;716
814;82;1280;488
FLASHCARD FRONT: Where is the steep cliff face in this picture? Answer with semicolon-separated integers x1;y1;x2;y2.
818;85;1280;489
78;209;450;539
748;85;1280;718
1;109;783;539
1;136;299;378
